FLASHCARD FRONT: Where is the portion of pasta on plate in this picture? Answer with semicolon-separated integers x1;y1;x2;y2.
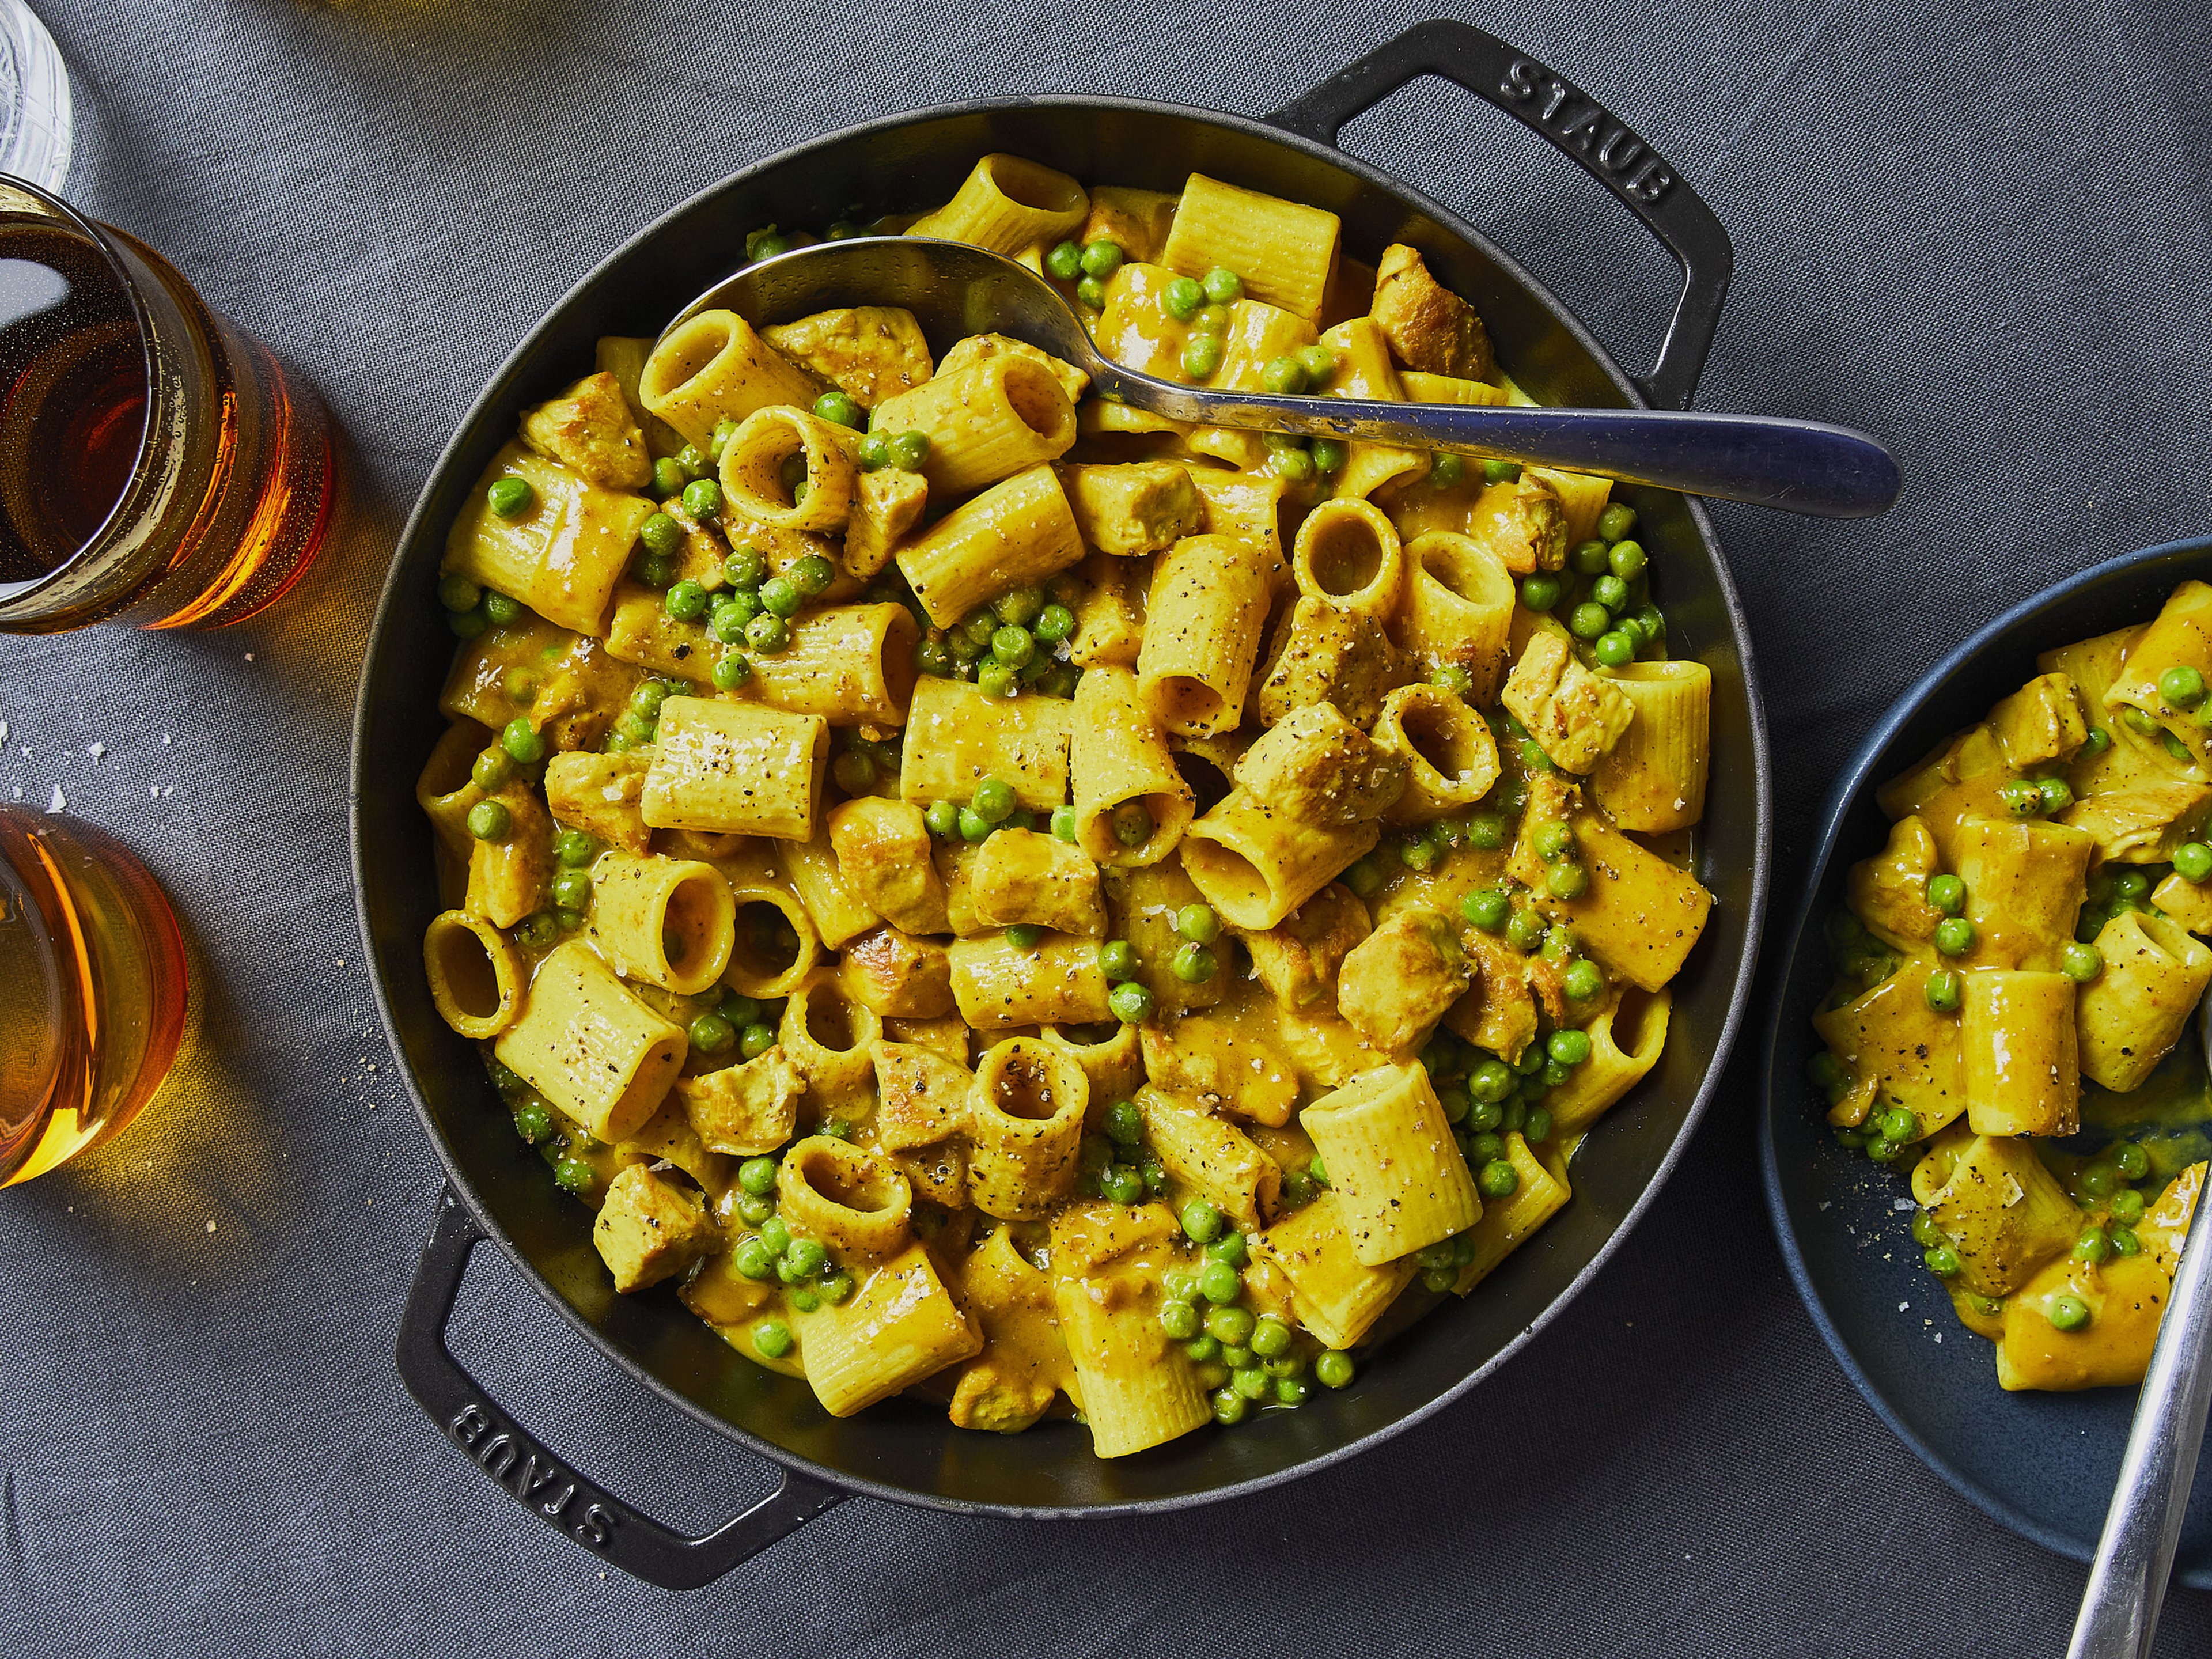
1808;581;2212;1392
415;153;1715;1457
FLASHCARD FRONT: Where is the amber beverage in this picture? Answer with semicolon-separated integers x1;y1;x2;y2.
0;173;332;631
0;806;188;1184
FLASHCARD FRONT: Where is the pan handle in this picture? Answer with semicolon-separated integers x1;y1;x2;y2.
396;1184;846;1590
1268;18;1733;411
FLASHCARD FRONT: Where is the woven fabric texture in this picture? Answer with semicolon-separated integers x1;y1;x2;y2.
3;0;2211;1652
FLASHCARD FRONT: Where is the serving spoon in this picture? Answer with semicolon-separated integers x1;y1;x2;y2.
2066;993;2212;1658
668;236;1902;519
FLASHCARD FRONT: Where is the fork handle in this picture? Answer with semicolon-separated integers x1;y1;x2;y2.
2067;1153;2212;1658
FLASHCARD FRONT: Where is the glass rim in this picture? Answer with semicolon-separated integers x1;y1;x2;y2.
0;168;158;603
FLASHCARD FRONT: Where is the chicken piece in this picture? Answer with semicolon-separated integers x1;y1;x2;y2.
843;465;929;581
529;635;646;755
760;306;933;406
465;782;554;928
1235;884;1373;1012
839;927;956;1018
592;1164;719;1293
519;370;653;491
1233;703;1406;825
1062;463;1205;556
1445;931;1541;1065
883;1010;972;1065
1467;474;1569;575
828;797;950;934
948;1229;1069;1432
543;750;653;854
935;332;1090;404
1337;905;1471;1056
1370;244;1495;382
2059;784;2212;864
1848;815;1944;952
871;1039;974;1151
1139;1015;1298;1126
675;1050;805;1157
1501;632;1634;775
1254;595;1412;729
1989;672;2088;770
968;828;1107;936
1079;186;1179;265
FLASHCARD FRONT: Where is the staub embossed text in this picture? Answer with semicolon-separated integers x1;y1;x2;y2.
450;1402;616;1550
1499;59;1673;203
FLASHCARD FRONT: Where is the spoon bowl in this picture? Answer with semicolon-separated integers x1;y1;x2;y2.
670;236;1903;518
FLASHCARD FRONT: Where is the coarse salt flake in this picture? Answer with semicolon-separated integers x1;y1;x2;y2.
87;742;105;761
47;783;65;813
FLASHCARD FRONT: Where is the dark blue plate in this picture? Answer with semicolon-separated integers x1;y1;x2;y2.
1760;535;2212;1582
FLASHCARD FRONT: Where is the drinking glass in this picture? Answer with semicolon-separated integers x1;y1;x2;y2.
0;0;69;190
0;805;189;1185
0;172;334;631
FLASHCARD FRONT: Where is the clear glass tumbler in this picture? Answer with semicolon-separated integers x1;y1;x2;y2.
0;806;189;1185
0;0;69;191
0;173;335;631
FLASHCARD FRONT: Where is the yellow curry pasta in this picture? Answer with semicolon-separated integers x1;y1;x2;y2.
1809;581;2212;1392
418;154;1715;1457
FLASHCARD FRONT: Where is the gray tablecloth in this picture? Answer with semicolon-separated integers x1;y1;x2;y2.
6;0;2211;1652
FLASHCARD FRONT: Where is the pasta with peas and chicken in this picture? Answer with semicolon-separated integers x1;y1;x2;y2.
1808;580;2212;1392
418;154;1716;1456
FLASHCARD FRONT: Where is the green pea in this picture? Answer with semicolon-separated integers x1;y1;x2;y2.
2113;1141;2150;1180
1532;820;1572;862
461;800;514;850
1924;968;1961;1013
1588;575;1627;613
1456;888;1508;932
2031;777;2073;816
438;572;484;612
1877;1105;1919;1145
1926;873;1965;915
2111;1222;2143;1257
2122;704;2160;737
1168;941;1216;984
1044;240;1083;281
1597;502;1637;542
910;800;955;841
1397;836;1437;874
1102;800;1152;850
739;611;790;656
538;865;588;913
751;1319;794;1359
1314;1350;1354;1389
1519;573;1563;612
1590;630;1634;669
1236;1315;1289;1360
487;475;535;518
710;417;740;456
2074;1224;2111;1264
1072;238;1123;280
1207;1304;1256;1347
1250;354;1305;396
1923;1244;1962;1277
729;1157;775;1199
802;391;861;433
711;650;753;692
1477;1159;1520;1199
550;1154;593;1194
956;805;991;843
1603;537;1647;579
2176;842;2212;882
739;1022;777;1059
1185;1334;1221;1365
2161;665;2207;709
887;431;930;471
726;1236;776;1279
550;829;599;870
505;1094;551;1144
2165;729;2195;761
1152;1298;1200;1342
857;434;891;472
998;923;1042;951
1547;862;1589;900
1429;453;1466;490
779;1237;826;1279
1343;858;1382;899
745;227;792;261
1472;456;1516;484
1069;274;1105;309
1181;334;1224;378
2113;868;2150;902
1309;437;1347;474
1998;778;2043;819
1570;539;1611;577
757;1215;792;1256
1200;266;1243;304
1525;1106;1554;1143
974;660;1014;698
2080;1162;2119;1199
1505;908;1546;953
1907;1211;1944;1250
959;778;1009;826
1196;1259;1241;1307
1152;276;1199;321
2046;1295;2092;1332
1547;1028;1593;1067
1110;980;1154;1023
1865;1137;1903;1165
1290;344;1336;387
477;593;524;634
1181;1199;1225;1245
2111;1188;2147;1224
2056;941;2101;983
1569;602;1612;641
1933;916;1976;957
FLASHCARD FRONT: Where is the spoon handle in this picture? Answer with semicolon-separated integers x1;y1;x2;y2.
2067;1007;2212;1659
1090;369;1900;518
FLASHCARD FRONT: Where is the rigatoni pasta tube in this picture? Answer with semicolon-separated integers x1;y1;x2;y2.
1544;989;1671;1138
1071;665;1195;866
493;940;687;1143
1300;1062;1481;1266
948;933;1115;1028
1372;684;1500;824
443;442;654;637
1589;662;1713;833
967;1037;1088;1218
1137;533;1269;737
2077;910;2212;1092
1049;1210;1212;1457
585;852;736;995
904;153;1088;253
1451;1132;1571;1294
642;696;828;840
719;406;862;535
868;355;1077;498
775;1135;913;1258
1180;787;1380;931
1953;817;2097;972
1292;498;1402;620
1250;1191;1417;1349
896;463;1085;627
1040;1021;1145;1108
791;1243;982;1417
717;874;823;999
1536;808;1713;993
639;309;820;449
778;969;883;1109
775;828;880;949
1961;969;2080;1137
743;603;918;728
898;674;1072;812
1399;531;1516;700
1137;1086;1278;1230
2103;579;2212;768
1161;172;1341;324
423;910;524;1039
417;719;491;867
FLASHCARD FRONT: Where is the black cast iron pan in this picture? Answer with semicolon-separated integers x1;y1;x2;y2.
353;19;1771;1589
